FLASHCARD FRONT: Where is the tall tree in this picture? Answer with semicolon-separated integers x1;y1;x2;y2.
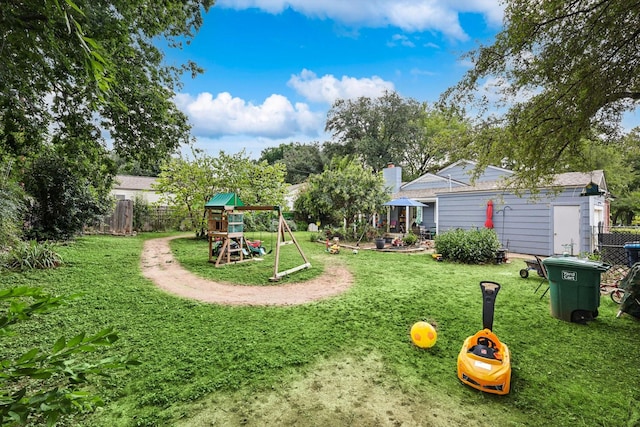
154;150;287;234
606;129;640;224
295;157;388;233
401;104;470;181
442;0;640;189
325;91;424;172
259;142;327;184
1;0;213;169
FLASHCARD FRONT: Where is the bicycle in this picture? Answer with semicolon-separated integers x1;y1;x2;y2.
600;264;628;304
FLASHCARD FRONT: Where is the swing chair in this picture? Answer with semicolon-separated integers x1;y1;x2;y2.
244;210;275;257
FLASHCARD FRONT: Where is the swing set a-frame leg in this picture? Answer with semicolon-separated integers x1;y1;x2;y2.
270;212;311;281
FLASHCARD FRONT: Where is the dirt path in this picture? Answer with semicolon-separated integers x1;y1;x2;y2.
140;235;354;306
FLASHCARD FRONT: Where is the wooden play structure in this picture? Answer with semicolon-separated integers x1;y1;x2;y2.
205;193;311;281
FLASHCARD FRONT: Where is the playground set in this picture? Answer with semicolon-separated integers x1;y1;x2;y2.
204;193;311;281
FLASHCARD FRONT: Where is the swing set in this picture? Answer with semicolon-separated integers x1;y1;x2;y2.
205;193;311;281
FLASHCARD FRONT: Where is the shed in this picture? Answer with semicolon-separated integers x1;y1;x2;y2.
384;161;609;256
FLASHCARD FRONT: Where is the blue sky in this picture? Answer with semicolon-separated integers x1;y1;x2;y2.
165;0;635;159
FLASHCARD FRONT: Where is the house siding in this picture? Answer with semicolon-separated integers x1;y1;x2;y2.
401;174;466;191
382;161;607;256
111;175;166;204
437;188;601;256
437;161;513;184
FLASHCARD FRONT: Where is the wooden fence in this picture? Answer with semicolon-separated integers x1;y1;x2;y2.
86;201;187;235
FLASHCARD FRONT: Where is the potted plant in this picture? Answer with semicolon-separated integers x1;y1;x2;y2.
374;229;386;249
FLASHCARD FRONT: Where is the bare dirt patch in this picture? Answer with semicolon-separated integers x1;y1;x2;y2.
140;235;354;306
176;352;501;427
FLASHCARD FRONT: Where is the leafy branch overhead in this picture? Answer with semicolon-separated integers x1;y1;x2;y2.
1;0;214;167
442;0;640;189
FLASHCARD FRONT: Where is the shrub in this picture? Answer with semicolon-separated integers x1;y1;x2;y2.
309;232;322;242
0;161;26;250
403;232;418;246
322;227;346;241
1;240;63;271
132;195;151;231
435;228;500;264
23;151;112;241
285;219;297;232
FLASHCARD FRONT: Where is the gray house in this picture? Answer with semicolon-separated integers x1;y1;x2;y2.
384;160;609;256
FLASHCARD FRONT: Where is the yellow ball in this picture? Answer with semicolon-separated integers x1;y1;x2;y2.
410;321;437;348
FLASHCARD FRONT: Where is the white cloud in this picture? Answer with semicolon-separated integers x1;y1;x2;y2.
410;68;436;77
387;34;415;48
287;69;395;104
189;132;331;160
217;0;504;41
174;91;324;139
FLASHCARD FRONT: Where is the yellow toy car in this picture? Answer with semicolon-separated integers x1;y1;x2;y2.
457;281;511;395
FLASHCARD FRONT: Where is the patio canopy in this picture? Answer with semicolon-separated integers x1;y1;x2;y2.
383;197;427;207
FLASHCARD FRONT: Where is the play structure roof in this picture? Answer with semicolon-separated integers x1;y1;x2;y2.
205;193;245;209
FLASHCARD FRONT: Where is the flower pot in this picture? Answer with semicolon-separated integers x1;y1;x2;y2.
375;238;385;249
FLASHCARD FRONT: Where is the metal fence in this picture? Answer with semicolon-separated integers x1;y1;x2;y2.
597;227;640;265
597;226;640;286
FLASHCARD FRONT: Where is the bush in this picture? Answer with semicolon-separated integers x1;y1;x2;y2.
435;228;500;264
322;227;346;241
285;219;297;232
403;232;418;246
0;161;26;250
132;195;151;231
309;232;322;242
23;151;112;241
1;240;63;271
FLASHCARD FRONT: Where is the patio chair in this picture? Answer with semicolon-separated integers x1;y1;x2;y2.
421;226;430;240
533;255;550;299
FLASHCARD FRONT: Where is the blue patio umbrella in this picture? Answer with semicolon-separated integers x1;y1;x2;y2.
383;198;427;233
383;197;427;207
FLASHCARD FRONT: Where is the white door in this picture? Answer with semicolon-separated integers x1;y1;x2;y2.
553;205;580;255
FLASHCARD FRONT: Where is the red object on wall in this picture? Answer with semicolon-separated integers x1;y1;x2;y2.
485;200;494;229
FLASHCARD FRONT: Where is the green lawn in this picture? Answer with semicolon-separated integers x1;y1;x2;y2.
2;232;639;426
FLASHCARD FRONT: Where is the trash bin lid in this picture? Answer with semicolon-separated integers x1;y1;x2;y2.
624;242;640;249
542;256;610;271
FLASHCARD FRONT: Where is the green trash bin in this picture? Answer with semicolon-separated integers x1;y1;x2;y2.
541;257;611;323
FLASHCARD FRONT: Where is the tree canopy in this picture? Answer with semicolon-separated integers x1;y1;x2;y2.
1;0;213;239
259;142;327;184
325;91;424;173
442;0;640;188
325;91;465;181
294;157;388;234
154;150;287;235
1;0;213;167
